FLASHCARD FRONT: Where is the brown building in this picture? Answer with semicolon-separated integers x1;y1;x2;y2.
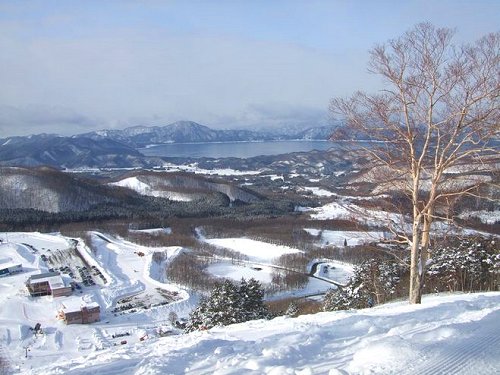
59;301;100;324
26;272;73;297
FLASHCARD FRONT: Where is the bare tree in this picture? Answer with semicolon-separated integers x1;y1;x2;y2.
330;23;499;304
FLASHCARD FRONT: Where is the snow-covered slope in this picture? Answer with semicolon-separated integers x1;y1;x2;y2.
1;231;499;374
109;172;262;203
0;167;129;212
28;292;500;375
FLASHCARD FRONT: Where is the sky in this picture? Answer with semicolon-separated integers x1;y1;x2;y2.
0;0;498;137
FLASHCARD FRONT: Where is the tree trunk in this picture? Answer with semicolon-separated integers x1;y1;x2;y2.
409;224;424;304
421;214;432;263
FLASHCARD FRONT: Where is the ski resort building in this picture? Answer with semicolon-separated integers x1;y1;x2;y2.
58;301;100;324
26;272;73;297
0;262;22;277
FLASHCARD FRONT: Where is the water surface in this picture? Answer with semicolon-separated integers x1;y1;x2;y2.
139;140;333;159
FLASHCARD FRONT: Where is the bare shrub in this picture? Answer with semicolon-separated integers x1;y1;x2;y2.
266;297;322;317
267;270;308;294
276;253;309;273
166;253;217;292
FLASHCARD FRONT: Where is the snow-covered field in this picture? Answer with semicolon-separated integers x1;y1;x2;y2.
110;176;194;201
22;292;500;375
304;228;387;247
201;236;352;297
163;163;262;176
207;261;275;284
458;210;500;225
308;201;406;227
201;237;303;263
301;186;335;197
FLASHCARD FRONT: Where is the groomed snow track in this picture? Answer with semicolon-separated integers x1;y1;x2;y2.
405;308;500;375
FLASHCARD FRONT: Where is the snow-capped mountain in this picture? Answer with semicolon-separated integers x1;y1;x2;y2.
81;120;339;146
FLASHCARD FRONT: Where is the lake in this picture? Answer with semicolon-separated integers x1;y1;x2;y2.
139;140;334;159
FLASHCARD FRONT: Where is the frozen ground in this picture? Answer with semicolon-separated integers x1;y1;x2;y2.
24;292;500;375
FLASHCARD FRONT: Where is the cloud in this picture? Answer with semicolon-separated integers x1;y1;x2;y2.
207;102;329;130
0;105;101;137
0;18;374;136
1;1;497;137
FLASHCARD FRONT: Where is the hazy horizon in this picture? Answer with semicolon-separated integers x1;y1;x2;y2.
1;0;499;138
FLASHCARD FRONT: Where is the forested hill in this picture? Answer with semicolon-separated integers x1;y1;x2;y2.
0;134;163;169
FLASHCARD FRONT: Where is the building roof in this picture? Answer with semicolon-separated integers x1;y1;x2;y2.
28;271;69;290
0;262;22;270
60;298;99;313
29;271;61;281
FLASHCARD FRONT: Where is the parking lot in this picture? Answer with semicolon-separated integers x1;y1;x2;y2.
42;247;107;289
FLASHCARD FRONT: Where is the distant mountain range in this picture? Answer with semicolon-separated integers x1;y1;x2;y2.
0;133;163;169
0;121;336;168
80;121;335;147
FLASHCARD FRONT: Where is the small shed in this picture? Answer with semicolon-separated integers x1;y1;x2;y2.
59;301;100;324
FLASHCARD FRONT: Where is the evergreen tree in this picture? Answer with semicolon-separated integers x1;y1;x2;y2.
427;237;499;292
203;280;243;327
323;258;408;311
186;278;270;332
285;301;299;317
184;296;209;332
323;267;369;312
239;278;269;320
